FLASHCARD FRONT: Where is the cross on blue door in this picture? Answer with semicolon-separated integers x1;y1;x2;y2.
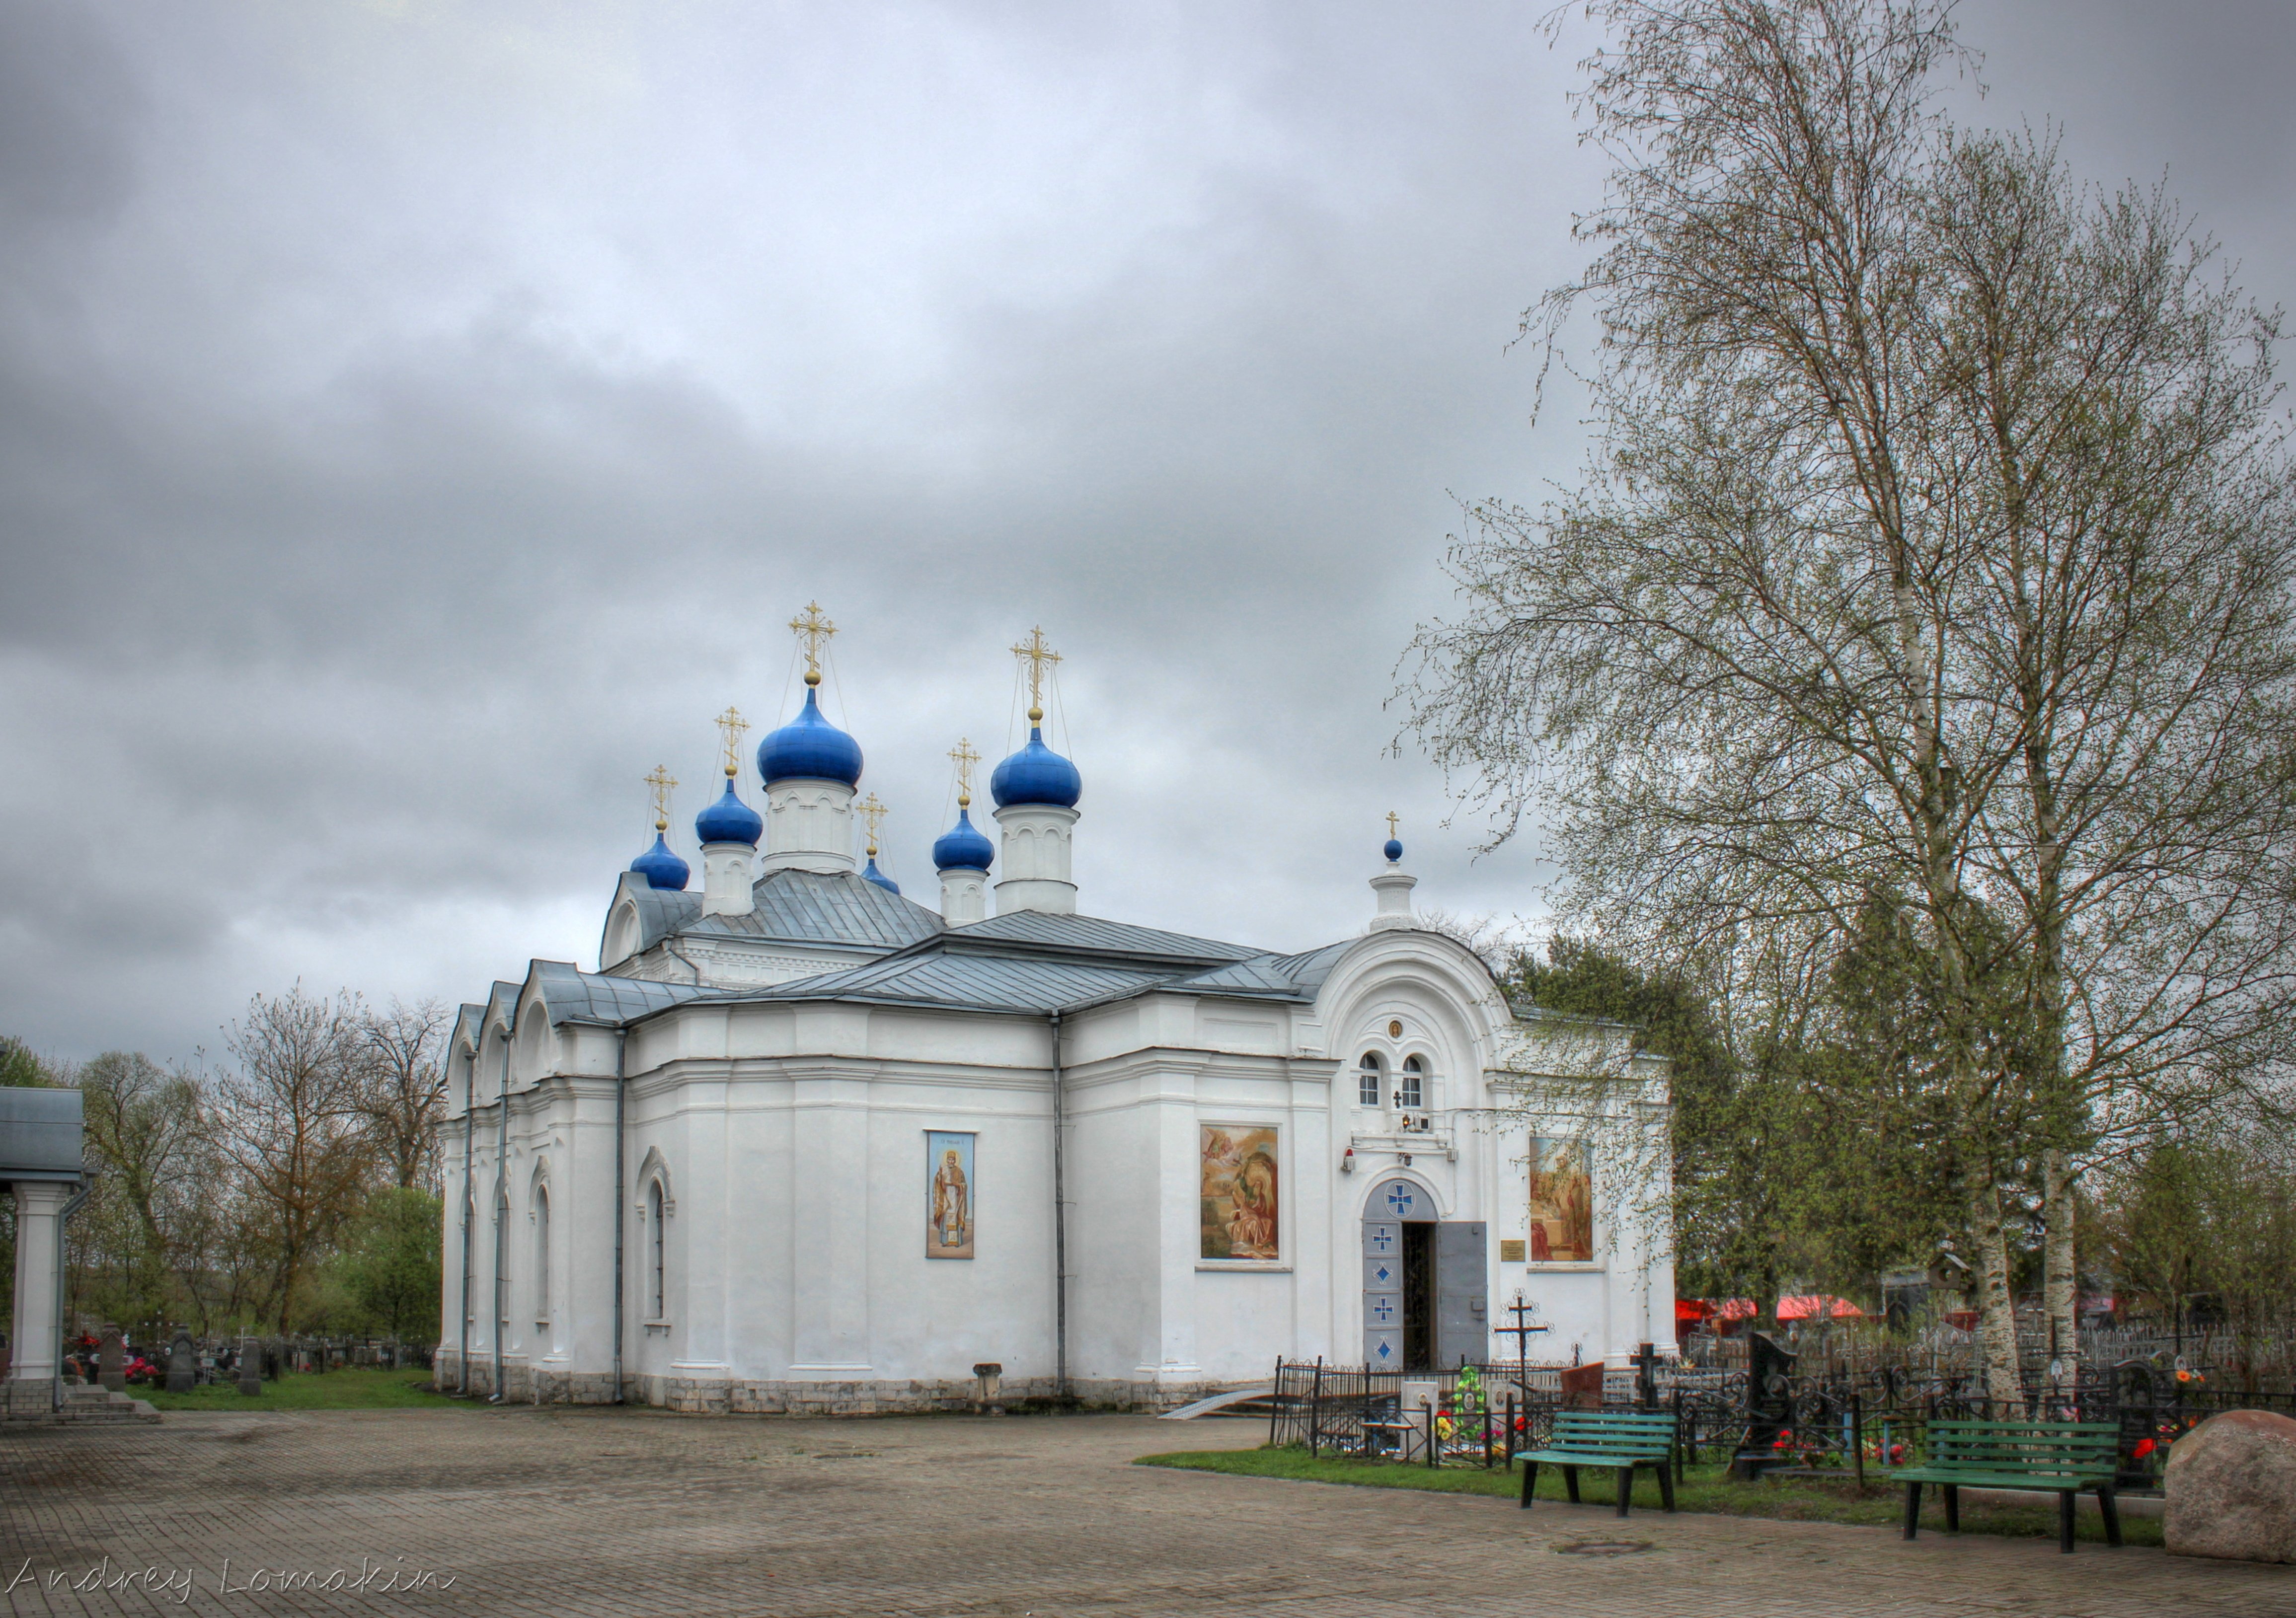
1372;1298;1396;1323
1386;1186;1415;1216
1370;1228;1395;1252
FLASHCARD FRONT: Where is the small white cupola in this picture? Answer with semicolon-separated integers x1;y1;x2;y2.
756;602;863;876
695;707;762;917
991;628;1081;916
933;738;994;926
1369;813;1417;931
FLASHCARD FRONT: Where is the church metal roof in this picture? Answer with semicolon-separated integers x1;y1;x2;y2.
530;960;720;1026
734;952;1173;1016
689;867;943;951
939;910;1259;964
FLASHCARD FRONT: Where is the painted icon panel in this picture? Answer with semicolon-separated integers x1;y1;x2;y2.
926;1130;976;1259
1527;1135;1594;1262
1200;1125;1280;1260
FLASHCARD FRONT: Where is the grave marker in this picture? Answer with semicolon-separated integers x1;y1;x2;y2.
98;1326;125;1393
167;1331;197;1394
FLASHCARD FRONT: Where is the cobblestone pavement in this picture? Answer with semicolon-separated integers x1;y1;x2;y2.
4;1408;2291;1617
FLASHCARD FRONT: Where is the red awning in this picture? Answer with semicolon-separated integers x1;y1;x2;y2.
1775;1294;1865;1321
1714;1298;1760;1320
1675;1298;1716;1322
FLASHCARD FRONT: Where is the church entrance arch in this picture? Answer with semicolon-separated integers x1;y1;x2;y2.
1362;1176;1487;1372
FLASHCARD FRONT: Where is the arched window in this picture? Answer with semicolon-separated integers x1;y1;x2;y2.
1400;1055;1425;1110
648;1180;666;1320
533;1186;551;1327
1358;1053;1383;1107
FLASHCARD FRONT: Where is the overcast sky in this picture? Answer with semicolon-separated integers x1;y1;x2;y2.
3;0;2291;1065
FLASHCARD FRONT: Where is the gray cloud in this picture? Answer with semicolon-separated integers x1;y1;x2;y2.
2;0;2288;1061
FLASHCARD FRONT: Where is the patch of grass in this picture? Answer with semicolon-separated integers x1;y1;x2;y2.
1134;1448;2160;1547
137;1368;468;1412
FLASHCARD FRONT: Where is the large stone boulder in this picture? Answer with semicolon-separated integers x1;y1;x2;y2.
2164;1408;2296;1563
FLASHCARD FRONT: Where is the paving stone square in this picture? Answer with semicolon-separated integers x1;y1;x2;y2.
3;1408;2291;1616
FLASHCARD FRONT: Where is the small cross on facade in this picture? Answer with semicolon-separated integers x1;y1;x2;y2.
1386;1186;1414;1216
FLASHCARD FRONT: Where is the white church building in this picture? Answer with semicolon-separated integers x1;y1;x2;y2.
436;615;1674;1412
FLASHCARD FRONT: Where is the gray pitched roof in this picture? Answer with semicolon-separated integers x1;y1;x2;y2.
738;952;1173;1015
1163;940;1354;1001
687;867;943;951
941;910;1259;965
604;866;941;966
530;960;718;1026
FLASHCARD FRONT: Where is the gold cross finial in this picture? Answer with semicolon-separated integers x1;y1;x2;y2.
644;765;679;831
858;793;889;857
948;737;981;808
1010;626;1062;723
788;601;838;686
1386;810;1400;839
714;706;750;777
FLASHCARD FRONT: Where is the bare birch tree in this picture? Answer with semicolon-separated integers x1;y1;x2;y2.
352;999;449;1192
214;986;379;1330
1407;0;2296;1399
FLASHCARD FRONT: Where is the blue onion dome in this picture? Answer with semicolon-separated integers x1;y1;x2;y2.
932;805;995;872
862;856;900;894
990;727;1081;809
1384;838;1404;863
757;680;863;787
629;830;689;891
693;777;764;846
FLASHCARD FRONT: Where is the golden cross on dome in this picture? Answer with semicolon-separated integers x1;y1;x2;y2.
788;601;838;685
1386;810;1401;839
948;737;981;807
644;765;679;831
1010;626;1062;723
858;793;889;856
714;706;749;777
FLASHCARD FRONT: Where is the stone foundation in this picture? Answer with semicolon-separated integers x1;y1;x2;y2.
431;1351;1233;1415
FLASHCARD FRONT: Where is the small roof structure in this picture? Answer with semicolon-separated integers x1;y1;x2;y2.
1775;1295;1865;1321
0;1086;84;1182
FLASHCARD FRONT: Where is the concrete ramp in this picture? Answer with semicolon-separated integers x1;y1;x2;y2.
1156;1384;1276;1421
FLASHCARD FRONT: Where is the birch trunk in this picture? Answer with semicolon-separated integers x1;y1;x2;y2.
1971;1178;2024;1405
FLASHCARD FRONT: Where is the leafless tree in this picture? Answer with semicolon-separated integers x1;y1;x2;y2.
213;986;379;1331
1406;0;2296;1399
353;999;450;1193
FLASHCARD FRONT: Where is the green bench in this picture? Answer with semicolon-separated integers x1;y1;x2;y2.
1887;1419;2123;1553
1516;1408;1678;1516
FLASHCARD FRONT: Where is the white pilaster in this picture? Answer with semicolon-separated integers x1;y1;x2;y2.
993;804;1078;915
762;780;857;875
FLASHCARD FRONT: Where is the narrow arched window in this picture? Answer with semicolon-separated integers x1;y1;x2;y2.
533;1186;551;1327
1358;1052;1382;1107
1400;1055;1425;1109
648;1180;666;1319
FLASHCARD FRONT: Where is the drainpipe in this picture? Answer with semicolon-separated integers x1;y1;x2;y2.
459;1040;476;1394
491;1017;512;1402
49;1178;91;1413
1050;1009;1067;1400
612;1028;627;1406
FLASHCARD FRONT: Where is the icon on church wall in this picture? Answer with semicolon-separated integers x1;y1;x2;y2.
1527;1136;1594;1262
926;1131;975;1259
1201;1125;1280;1261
